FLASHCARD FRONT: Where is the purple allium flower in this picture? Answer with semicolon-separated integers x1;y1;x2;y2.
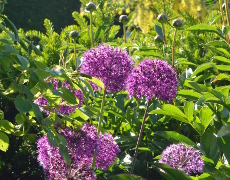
34;78;84;115
37;124;120;180
159;143;204;175
126;59;178;101
80;44;134;92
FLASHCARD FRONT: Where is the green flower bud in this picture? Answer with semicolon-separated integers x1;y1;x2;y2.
157;14;168;24
172;19;183;28
119;15;128;24
86;2;96;13
70;31;79;39
154;35;163;42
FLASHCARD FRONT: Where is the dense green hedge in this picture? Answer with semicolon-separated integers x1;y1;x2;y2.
4;0;81;33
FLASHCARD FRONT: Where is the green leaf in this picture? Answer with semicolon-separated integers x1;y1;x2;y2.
217;125;230;137
201;126;220;165
53;88;77;104
186;24;224;38
0;110;4;120
154;24;163;39
177;90;202;100
28;134;37;143
191;63;215;78
213;56;230;65
94;26;105;42
176;61;197;66
134;50;164;58
153;163;192;180
30;102;43;122
200;106;214;131
206;40;229;48
184;101;194;123
22;85;33;100
14;96;31;113
161;104;187;118
59;147;71;165
0;132;9;152
0;120;14;134
187;81;204;93
216;48;230;58
86;77;104;90
109;174;144;180
214;74;230;81
1;15;19;41
116;94;125;113
217;136;230;166
28;72;39;89
15;113;25;125
216;65;230;71
154;131;196;147
16;54;30;69
58;134;67;147
119;43;138;48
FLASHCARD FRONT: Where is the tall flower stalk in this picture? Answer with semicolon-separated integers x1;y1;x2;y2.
224;0;230;25
219;0;225;25
119;15;128;43
70;31;79;73
126;59;178;173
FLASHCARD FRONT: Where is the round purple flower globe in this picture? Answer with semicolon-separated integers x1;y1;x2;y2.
80;44;134;92
126;59;178;101
37;124;120;179
159;143;204;175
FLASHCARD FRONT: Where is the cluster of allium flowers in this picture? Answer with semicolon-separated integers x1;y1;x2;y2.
159;143;204;175
37;124;120;180
80;44;134;92
126;59;178;101
34;78;84;115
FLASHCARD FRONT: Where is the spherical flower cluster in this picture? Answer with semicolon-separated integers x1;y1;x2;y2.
37;124;120;180
159;143;204;175
126;59;178;101
34;78;84;115
80;44;134;92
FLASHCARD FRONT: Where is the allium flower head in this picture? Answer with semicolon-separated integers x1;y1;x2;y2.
159;143;204;175
37;124;120;180
80;44;134;92
126;59;178;101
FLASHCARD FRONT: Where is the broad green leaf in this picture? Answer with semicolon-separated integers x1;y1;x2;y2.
16;54;30;69
216;65;230;71
1;15;19;41
217;136;230;167
58;134;67;147
15;113;25;125
0;120;14;134
116;94;125;113
161;104;187;118
206;40;229;48
154;24;163;39
85;77;104;90
59;147;71;165
177;90;202;100
213;56;230;65
109;174;144;180
184;101;194;123
214;74;230;81
58;43;86;51
94;26;105;42
53;88;77;104
0;132;9;152
134;50;164;58
201;126;220;165
154;131;196;147
14;95;31;113
22;85;33;100
216;48;230;58
30;102;43;122
28;72;39;89
186;24;224;38
200;106;214;131
188;81;204;93
176;61;197;66
217;125;230;137
191;63;215;78
153;163;192;180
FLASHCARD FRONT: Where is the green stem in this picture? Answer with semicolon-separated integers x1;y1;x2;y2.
162;23;166;45
130;101;151;174
91;87;107;169
74;40;78;73
123;24;126;43
172;29;177;68
90;12;94;47
224;0;230;26
219;0;224;25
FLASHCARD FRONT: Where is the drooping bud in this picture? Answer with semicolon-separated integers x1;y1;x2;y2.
119;15;128;24
157;14;168;24
172;19;183;28
154;35;163;42
70;31;79;39
136;26;142;32
86;2;96;13
222;2;230;10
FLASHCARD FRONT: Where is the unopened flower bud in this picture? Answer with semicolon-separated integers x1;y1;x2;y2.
119;15;128;24
157;14;168;24
172;19;183;28
70;31;79;39
86;2;96;13
154;35;163;42
222;2;230;10
136;26;142;32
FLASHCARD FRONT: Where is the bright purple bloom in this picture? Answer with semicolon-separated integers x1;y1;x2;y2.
159;143;204;175
34;78;84;115
37;124;120;179
126;59;178;101
80;44;134;92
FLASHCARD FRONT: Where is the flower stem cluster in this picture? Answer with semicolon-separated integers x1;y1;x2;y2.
37;124;120;180
159;143;204;175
